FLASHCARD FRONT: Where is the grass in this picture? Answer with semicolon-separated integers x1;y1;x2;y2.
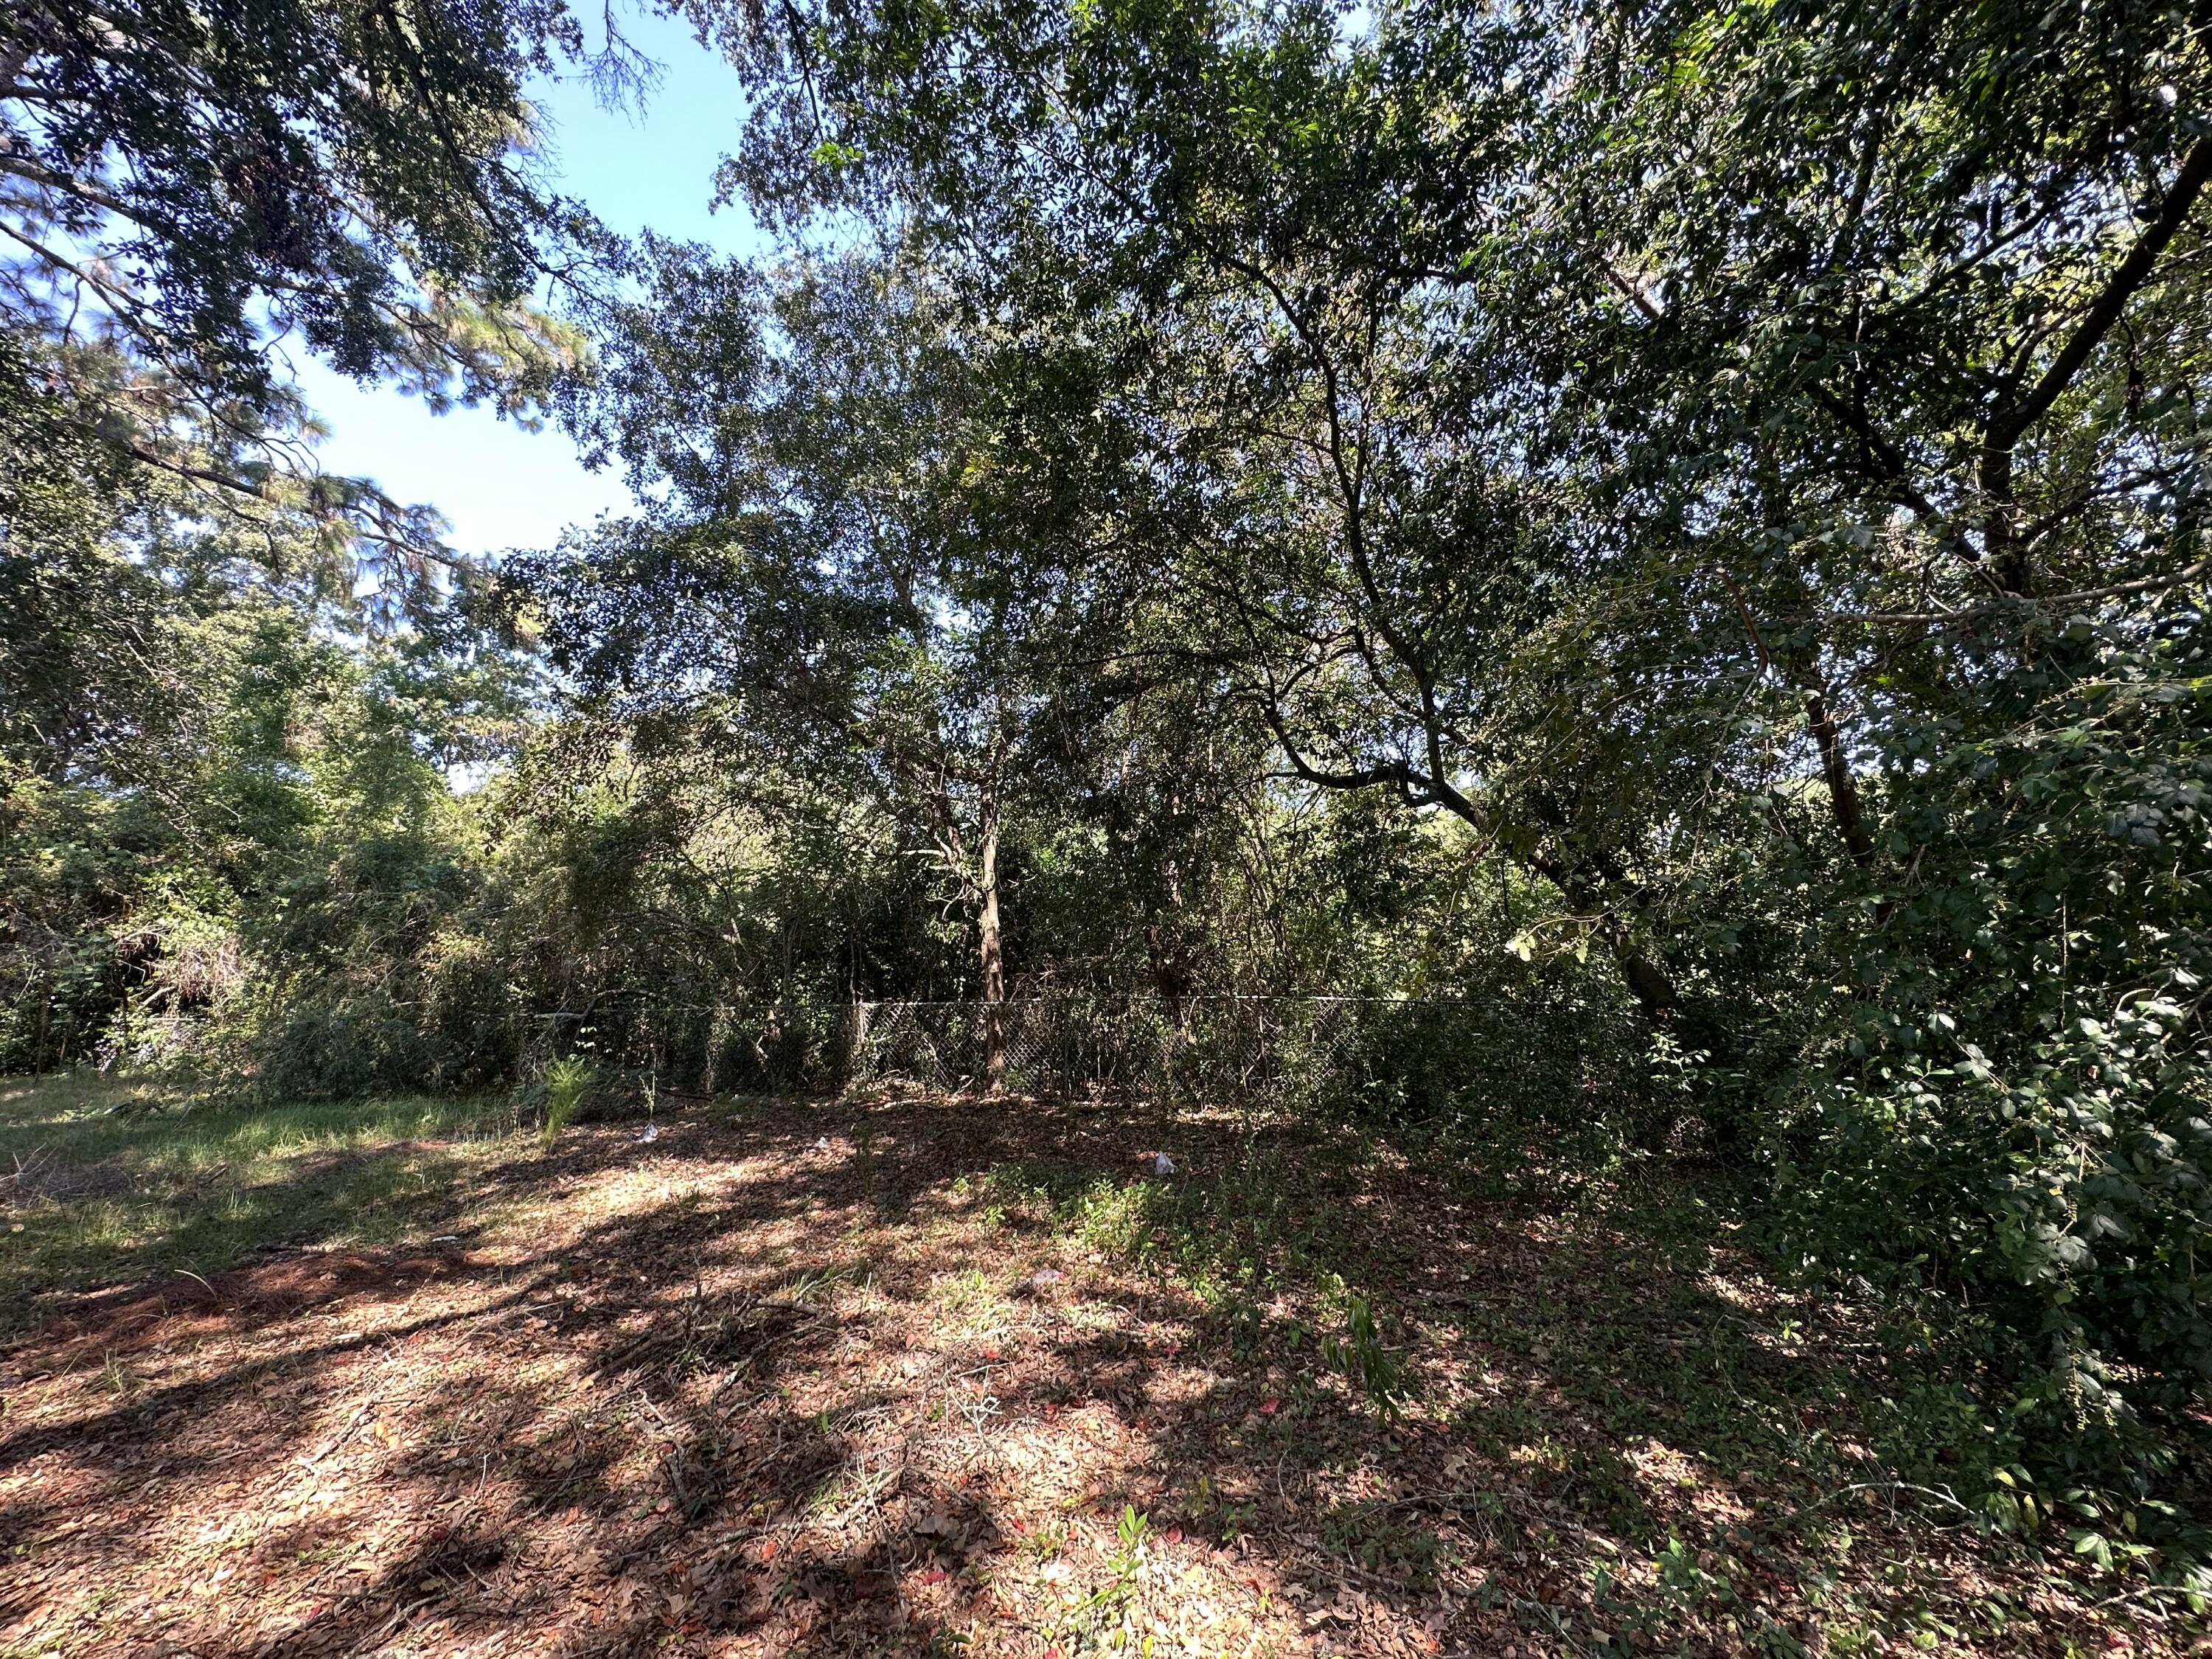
967;1116;2170;1646
0;1074;2198;1658
0;1074;511;1322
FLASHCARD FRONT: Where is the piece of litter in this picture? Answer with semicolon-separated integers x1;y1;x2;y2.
1152;1151;1177;1175
431;1235;459;1243
633;1124;659;1144
1033;1268;1067;1286
815;1136;832;1151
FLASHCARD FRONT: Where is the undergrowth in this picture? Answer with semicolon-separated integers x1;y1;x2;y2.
976;1118;2212;1610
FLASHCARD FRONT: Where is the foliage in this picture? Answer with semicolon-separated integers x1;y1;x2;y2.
538;1056;593;1148
661;0;2212;1523
9;0;2212;1571
1764;605;2212;1510
1;0;616;602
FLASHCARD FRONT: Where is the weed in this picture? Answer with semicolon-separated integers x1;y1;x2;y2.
1319;1500;1451;1588
1020;1515;1070;1562
1180;1472;1259;1545
1655;1533;1733;1613
1219;1499;1257;1543
538;1059;593;1150
785;1262;856;1304
1054;1506;1150;1650
1071;1177;1158;1257
1319;1272;1408;1419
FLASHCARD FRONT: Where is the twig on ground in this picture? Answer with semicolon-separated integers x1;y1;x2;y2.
1779;1481;1978;1529
2091;1582;2205;1621
1389;1489;1628;1558
297;1399;375;1470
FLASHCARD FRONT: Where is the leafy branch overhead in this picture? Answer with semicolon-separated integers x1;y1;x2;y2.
8;0;2212;1624
1;0;622;609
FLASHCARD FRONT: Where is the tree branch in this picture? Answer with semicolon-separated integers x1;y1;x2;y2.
1989;133;2212;451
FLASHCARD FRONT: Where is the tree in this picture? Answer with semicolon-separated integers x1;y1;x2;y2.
525;244;1057;1087
678;0;1717;1016
670;0;2212;1495
1;0;622;602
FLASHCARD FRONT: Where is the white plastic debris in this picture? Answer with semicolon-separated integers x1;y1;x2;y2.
1153;1151;1178;1176
815;1135;832;1151
634;1123;660;1144
1033;1267;1067;1286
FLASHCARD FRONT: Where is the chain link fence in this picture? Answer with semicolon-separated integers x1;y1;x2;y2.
521;993;1640;1113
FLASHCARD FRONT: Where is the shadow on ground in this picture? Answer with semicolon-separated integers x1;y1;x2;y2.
0;1079;2169;1656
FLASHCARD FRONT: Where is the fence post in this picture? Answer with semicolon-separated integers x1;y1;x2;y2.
851;1000;872;1092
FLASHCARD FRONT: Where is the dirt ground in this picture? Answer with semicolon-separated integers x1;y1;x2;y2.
0;1085;2197;1658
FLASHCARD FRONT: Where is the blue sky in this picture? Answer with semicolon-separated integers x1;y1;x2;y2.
293;7;765;560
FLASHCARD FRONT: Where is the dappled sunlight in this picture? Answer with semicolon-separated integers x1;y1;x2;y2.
0;1081;2156;1655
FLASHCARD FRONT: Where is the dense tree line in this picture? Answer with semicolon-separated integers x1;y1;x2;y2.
5;0;2211;1556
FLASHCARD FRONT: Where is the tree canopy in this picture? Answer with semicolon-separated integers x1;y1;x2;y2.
7;0;2212;1585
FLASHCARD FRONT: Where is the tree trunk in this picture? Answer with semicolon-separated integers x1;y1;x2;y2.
1618;945;1679;1025
1804;689;1876;869
977;819;1006;1093
1531;851;1680;1025
1145;858;1195;1037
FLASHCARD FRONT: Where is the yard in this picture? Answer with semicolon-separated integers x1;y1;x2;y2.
0;1077;2183;1657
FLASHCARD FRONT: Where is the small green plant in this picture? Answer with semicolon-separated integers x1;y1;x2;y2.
1320;1499;1450;1588
1107;1502;1150;1574
1055;1505;1150;1647
538;1058;593;1150
1073;1178;1157;1256
1021;1514;1071;1562
1654;1533;1733;1613
1219;1499;1257;1543
1320;1273;1408;1419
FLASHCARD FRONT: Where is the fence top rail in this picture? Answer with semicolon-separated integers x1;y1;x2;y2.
526;993;1616;1018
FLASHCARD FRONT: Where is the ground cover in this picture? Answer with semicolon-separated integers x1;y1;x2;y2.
0;1075;2194;1657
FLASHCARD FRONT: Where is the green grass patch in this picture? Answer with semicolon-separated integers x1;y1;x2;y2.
0;1072;515;1318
